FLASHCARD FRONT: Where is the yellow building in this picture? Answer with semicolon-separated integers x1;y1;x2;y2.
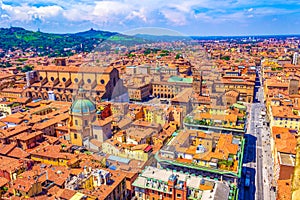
152;78;192;99
0;101;22;115
269;106;300;130
102;139;152;162
69;88;97;146
0;88;25;99
81;174;94;190
12;171;43;198
30;145;80;167
70;192;98;200
143;106;167;126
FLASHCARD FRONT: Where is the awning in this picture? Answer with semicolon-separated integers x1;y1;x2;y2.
144;145;153;153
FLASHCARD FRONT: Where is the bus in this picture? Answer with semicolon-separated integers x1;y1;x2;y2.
245;171;251;187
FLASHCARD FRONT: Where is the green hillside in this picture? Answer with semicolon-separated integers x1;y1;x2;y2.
0;27;147;57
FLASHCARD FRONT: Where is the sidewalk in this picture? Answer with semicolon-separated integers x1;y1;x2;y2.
259;86;276;200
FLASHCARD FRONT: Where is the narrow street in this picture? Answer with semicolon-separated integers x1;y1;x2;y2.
240;67;276;200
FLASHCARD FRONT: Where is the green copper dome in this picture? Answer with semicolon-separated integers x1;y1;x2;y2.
71;99;96;114
70;88;96;114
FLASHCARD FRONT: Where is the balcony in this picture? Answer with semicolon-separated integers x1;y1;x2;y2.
145;179;169;193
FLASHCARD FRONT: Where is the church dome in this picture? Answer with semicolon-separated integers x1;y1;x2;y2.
71;99;96;114
70;88;96;114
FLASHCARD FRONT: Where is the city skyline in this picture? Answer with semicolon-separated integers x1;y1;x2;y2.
1;0;300;36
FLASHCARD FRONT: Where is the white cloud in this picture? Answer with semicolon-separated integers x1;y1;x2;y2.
63;1;142;25
161;9;187;26
1;14;10;19
0;0;300;32
126;8;147;22
194;13;213;22
62;4;95;22
1;2;63;22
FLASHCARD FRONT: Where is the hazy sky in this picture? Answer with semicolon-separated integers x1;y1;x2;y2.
1;0;300;36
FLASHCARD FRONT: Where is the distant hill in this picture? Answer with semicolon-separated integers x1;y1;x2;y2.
134;34;191;42
74;28;118;39
0;27;147;57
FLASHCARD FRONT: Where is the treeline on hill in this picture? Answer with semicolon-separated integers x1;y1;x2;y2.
0;27;147;58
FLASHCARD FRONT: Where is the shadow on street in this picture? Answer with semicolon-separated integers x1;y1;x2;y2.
240;167;256;200
243;134;257;163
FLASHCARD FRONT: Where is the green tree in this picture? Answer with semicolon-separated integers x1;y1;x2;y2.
175;54;182;59
21;65;33;72
221;56;230;61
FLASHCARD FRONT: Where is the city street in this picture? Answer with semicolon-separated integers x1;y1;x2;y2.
240;68;276;200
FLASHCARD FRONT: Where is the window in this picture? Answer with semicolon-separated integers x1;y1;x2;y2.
75;120;78;125
100;79;105;84
87;79;91;84
62;77;66;82
85;120;88;126
74;78;79;83
39;76;43;80
51;77;55;81
95;135;98;139
74;133;77;139
176;193;182;198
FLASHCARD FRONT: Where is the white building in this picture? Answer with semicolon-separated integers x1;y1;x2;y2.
293;52;299;65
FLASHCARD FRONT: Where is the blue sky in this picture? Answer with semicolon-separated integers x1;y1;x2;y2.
0;0;300;36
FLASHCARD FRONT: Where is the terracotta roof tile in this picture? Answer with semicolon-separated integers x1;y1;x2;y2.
272;126;297;154
277;179;292;200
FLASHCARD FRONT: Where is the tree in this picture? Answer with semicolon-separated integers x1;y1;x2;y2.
175;54;182;59
21;65;33;72
144;48;151;55
221;56;230;61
